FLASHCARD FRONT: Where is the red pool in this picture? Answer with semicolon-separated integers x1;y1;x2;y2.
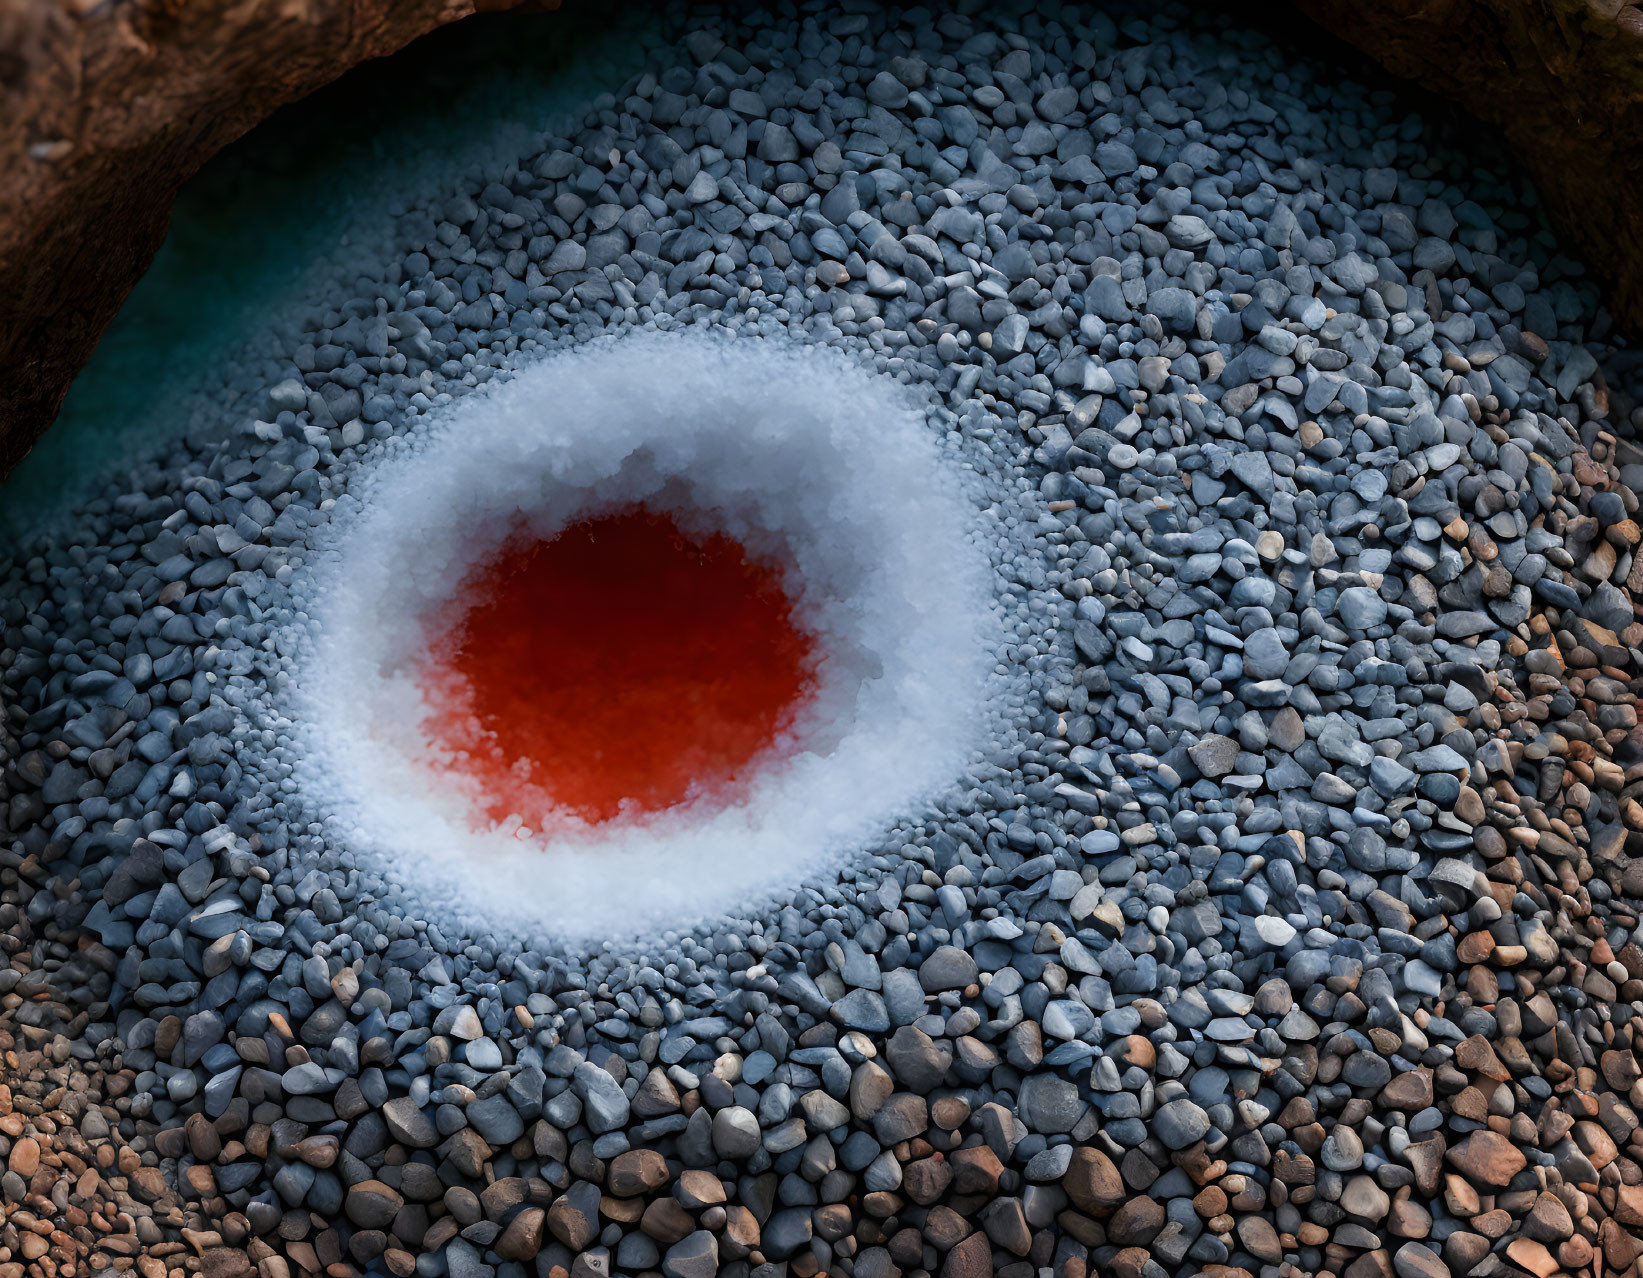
420;507;816;826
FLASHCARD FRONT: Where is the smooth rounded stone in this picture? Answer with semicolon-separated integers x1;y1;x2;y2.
346;1180;404;1229
1253;977;1292;1017
1393;1242;1451;1278
1016;1074;1083;1134
7;1139;39;1180
1063;1146;1126;1215
711;1106;762;1158
1042;1000;1097;1041
1321;1125;1365;1170
617;1234;660;1271
917;946;977;992
674;1170;726;1210
1238;1215;1283;1264
1242;628;1291;680
739;1049;777;1087
1153;1099;1211;1149
1340;1175;1391;1220
1180;551;1223;583
1337;586;1389;628
464;1037;503;1071
864;71;908;109
1251;915;1297;948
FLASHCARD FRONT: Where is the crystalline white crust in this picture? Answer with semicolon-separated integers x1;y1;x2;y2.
294;330;1011;940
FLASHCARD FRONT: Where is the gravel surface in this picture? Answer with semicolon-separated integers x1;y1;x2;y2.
4;3;1643;1278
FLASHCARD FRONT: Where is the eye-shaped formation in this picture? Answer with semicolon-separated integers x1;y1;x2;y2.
290;335;1019;939
5;4;1643;1278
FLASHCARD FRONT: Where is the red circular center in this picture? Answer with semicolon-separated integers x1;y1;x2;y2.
419;507;816;826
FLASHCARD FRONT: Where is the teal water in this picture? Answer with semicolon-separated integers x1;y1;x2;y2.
2;6;660;539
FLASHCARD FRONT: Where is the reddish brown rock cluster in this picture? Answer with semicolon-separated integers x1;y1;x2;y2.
0;847;203;1277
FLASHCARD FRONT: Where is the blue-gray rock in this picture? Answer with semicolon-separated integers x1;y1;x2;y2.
572;1062;631;1134
1018;1073;1083;1133
918;946;978;992
1154;1098;1212;1149
466;1094;524;1145
1337;586;1388;629
663;1231;719;1278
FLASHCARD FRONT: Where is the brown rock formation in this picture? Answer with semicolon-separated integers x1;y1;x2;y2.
0;0;548;479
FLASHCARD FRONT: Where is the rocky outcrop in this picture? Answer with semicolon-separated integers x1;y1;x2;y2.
0;0;545;478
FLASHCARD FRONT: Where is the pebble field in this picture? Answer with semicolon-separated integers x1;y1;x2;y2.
5;3;1643;1278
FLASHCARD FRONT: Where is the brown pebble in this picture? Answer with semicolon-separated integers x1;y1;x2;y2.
8;1137;38;1178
